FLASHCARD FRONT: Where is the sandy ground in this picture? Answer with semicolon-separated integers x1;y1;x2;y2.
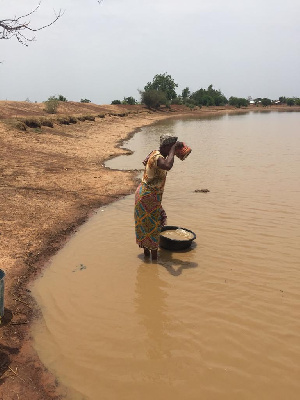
0;101;297;399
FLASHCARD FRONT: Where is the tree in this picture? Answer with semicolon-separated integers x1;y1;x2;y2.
80;99;91;103
286;98;295;106
122;96;137;105
111;100;121;104
144;73;178;101
202;95;214;106
0;1;63;46
190;85;227;107
229;97;249;108
140;89;167;109
182;87;190;100
261;98;272;107
254;98;262;105
44;96;59;114
279;96;286;104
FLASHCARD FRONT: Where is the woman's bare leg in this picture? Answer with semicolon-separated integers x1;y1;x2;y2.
151;250;158;260
144;248;150;258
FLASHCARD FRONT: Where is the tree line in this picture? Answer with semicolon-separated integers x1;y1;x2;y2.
35;74;300;111
112;73;300;109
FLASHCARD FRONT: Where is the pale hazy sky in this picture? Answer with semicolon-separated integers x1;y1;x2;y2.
1;0;299;104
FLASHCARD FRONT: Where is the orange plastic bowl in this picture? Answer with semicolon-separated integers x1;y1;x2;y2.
175;143;192;160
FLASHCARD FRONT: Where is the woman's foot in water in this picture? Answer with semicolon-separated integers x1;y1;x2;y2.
144;248;150;258
151;250;158;261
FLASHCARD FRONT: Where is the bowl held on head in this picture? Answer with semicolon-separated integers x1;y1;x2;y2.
175;143;192;161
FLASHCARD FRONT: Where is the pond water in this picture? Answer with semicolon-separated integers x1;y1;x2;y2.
32;111;300;400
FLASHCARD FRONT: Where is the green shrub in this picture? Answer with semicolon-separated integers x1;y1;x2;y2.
56;116;78;125
40;118;54;128
140;89;167;109
23;118;42;128
44;96;59;114
69;116;78;124
77;115;95;122
122;96;137;105
171;97;183;105
84;115;95;121
186;103;196;110
57;116;71;125
81;99;91;103
110;112;128;117
14;121;27;131
58;95;67;102
111;100;121;105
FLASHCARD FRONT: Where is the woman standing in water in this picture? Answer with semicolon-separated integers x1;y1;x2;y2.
134;134;183;260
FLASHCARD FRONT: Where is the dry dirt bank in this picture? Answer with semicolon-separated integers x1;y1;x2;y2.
0;102;298;399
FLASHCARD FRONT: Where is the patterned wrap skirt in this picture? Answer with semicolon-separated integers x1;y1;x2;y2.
134;182;167;250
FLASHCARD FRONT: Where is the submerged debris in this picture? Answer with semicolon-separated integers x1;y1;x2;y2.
72;263;87;272
194;189;210;193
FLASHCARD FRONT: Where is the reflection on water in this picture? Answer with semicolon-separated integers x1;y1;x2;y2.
158;249;198;276
32;111;300;400
135;264;171;360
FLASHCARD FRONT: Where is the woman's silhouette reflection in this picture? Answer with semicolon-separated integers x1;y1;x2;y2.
158;247;198;276
135;251;198;360
135;263;171;360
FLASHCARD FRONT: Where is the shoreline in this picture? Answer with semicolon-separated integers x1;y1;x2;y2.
0;103;299;399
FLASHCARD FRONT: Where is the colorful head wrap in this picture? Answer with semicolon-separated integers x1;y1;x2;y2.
160;134;178;147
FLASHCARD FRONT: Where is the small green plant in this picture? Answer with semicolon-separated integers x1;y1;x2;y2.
111;100;121;105
44;96;59;114
80;98;91;103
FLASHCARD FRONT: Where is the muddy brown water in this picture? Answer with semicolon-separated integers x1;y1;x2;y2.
32;111;300;400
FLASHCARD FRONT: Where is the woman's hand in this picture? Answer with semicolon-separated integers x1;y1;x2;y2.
158;142;179;171
175;141;184;149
